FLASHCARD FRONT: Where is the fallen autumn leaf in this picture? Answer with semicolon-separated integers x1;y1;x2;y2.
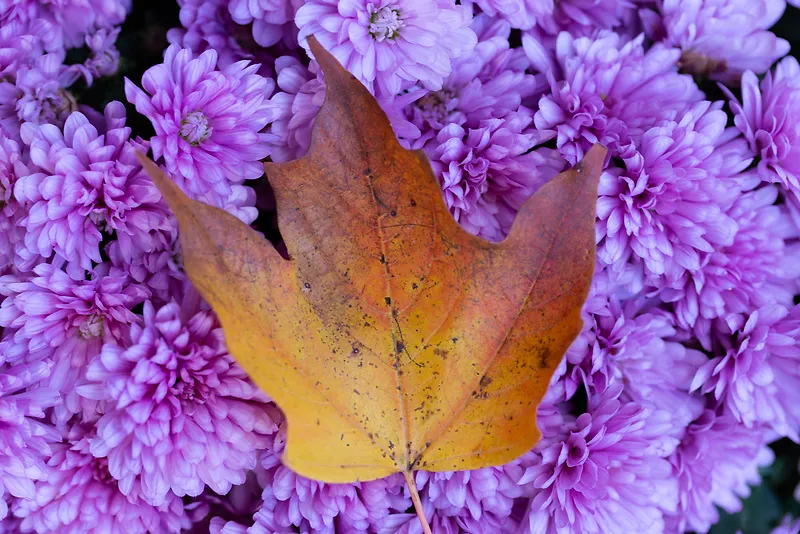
138;34;605;534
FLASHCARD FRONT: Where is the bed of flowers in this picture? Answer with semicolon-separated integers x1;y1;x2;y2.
2;0;800;532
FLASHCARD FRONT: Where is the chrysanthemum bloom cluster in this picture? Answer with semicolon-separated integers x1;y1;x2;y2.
13;423;186;534
124;44;274;207
79;298;279;505
2;0;800;532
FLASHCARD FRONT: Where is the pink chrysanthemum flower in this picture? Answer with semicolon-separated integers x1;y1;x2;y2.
563;276;706;428
0;53;77;139
0;128;31;270
467;0;554;30
0;360;59;520
124;45;274;205
493;0;639;42
406;462;525;533
662;185;800;346
227;0;300;48
14;102;171;275
641;0;789;82
108;171;254;305
0;261;148;418
242;431;409;533
64;28;122;87
429;111;564;241
264;57;325;163
690;304;800;440
537;0;639;37
1;0;130;49
193;474;265;531
772;517;800;534
295;0;477;95
520;388;679;534
105;222;184;305
723;56;800;203
665;410;773;533
167;0;277;77
78;298;279;506
597;100;749;290
532;32;704;165
403;14;543;149
0;18;59;80
13;423;185;534
265;56;421;162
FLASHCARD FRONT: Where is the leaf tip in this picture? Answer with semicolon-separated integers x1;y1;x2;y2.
305;34;354;87
575;144;608;176
306;34;322;57
306;35;334;74
135;151;187;209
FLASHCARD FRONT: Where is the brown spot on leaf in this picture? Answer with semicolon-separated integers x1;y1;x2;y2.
538;347;551;369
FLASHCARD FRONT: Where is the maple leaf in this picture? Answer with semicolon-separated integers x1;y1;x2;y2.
138;35;604;509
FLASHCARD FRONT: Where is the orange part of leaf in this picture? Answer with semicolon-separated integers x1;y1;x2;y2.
138;35;606;484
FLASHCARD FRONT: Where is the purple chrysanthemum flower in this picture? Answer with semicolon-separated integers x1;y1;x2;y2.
393;511;513;534
227;0;299;48
394;513;513;533
466;0;553;30
540;0;639;37
563;276;706;428
771;516;800;534
665;410;773;533
0;514;21;533
0;360;59;520
532;32;704;165
466;0;532;25
0;261;147;418
264;56;325;163
520;387;678;534
0;128;31;270
0;18;60;80
662;185;800;345
234;429;409;533
13;101;171;275
124;45;274;205
265;56;421;162
428;110;564;241
185;469;266;529
641;0;789;82
406;463;525;533
191;474;265;531
295;0;476;95
0;53;77;138
474;0;638;35
167;0;277;77
597;100;749;290
78;298;278;506
2;0;130;49
64;28;121;87
403;14;543;149
690;304;800;440
215;182;259;225
105;222;184;305
13;423;185;534
723;56;800;202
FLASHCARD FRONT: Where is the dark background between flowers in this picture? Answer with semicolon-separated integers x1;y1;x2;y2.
66;1;800;533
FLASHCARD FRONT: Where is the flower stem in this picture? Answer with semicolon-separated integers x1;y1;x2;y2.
403;470;432;534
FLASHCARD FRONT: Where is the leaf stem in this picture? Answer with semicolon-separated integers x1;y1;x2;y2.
403;470;432;534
